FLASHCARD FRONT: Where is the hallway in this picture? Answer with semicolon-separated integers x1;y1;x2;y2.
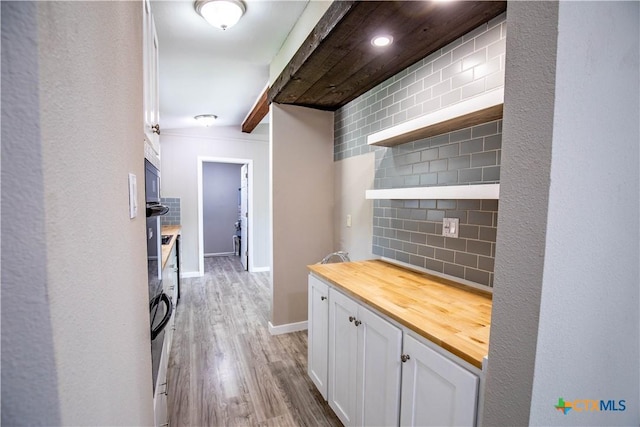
167;256;341;426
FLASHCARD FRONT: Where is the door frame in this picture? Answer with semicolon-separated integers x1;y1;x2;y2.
197;156;253;276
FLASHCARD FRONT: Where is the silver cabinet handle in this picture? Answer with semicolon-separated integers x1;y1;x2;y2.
321;296;327;301
401;354;411;363
349;316;355;323
354;320;361;326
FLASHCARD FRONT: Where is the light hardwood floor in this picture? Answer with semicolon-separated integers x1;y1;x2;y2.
167;256;342;426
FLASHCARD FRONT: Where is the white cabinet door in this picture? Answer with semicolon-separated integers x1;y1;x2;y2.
400;335;478;427
356;305;402;427
328;287;402;427
328;288;359;426
143;0;160;152
308;275;329;399
154;331;170;427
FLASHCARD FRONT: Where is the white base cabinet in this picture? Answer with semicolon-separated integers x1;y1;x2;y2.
154;243;178;427
328;287;402;427
308;273;481;427
308;275;329;399
400;334;478;427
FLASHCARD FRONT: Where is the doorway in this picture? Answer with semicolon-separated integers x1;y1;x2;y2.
197;157;252;275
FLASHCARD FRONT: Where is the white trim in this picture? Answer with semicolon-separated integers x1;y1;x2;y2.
365;183;499;200
181;271;202;278
381;257;493;294
267;320;308;335
251;266;270;273
198;157;255;277
367;88;504;146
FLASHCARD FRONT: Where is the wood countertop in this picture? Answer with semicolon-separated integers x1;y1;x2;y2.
161;225;181;270
308;260;491;369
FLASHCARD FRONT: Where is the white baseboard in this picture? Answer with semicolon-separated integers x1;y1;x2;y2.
204;252;235;257
250;266;270;273
268;320;308;335
181;271;202;278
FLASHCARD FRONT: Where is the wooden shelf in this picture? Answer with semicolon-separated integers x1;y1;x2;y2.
367;88;504;147
365;184;500;200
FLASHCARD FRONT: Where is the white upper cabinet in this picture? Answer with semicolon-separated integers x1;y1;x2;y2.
143;0;160;154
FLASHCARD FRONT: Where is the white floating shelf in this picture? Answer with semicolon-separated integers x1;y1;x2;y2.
365;184;500;200
368;88;504;147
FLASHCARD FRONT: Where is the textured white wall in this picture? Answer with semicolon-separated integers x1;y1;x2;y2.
483;3;559;424
160;125;270;273
485;2;640;425
529;2;639;425
2;2;153;425
334;153;375;261
1;2;62;423
270;104;334;326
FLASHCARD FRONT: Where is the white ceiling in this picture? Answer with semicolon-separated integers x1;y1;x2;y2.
152;0;309;130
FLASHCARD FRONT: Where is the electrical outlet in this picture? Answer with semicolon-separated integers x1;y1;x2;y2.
346;214;352;228
442;218;459;238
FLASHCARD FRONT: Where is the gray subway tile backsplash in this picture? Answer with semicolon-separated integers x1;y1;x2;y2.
160;197;181;226
336;15;506;287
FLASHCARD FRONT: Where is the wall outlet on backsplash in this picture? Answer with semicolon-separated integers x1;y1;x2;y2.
443;218;459;238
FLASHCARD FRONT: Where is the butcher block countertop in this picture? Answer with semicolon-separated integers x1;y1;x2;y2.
308;259;492;369
160;225;181;270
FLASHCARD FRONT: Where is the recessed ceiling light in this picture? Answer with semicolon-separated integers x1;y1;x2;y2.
371;35;393;48
194;114;218;126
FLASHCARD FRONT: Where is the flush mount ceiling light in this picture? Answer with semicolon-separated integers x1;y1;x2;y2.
371;34;394;48
194;114;218;126
195;0;246;31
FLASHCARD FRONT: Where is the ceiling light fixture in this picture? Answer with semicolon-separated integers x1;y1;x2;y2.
194;114;218;126
371;35;394;48
195;0;246;31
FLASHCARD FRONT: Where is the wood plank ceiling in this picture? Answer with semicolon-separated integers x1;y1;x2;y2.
268;1;507;112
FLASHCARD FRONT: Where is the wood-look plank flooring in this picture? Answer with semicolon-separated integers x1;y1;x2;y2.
167;256;342;427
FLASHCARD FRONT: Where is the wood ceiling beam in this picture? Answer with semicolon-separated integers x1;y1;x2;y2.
268;1;507;112
268;1;358;106
242;86;270;133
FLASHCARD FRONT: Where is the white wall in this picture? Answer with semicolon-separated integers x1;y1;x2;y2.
484;2;640;425
529;2;639;425
2;2;154;424
333;152;375;261
160;125;270;273
270;104;334;327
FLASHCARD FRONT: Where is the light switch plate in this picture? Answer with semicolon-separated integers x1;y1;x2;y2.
128;173;137;219
443;217;459;238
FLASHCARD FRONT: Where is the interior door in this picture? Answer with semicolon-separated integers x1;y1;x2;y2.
240;164;248;271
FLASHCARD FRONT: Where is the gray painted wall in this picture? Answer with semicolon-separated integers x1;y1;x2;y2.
271;104;334;327
2;2;153;424
484;2;640;425
203;162;242;255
